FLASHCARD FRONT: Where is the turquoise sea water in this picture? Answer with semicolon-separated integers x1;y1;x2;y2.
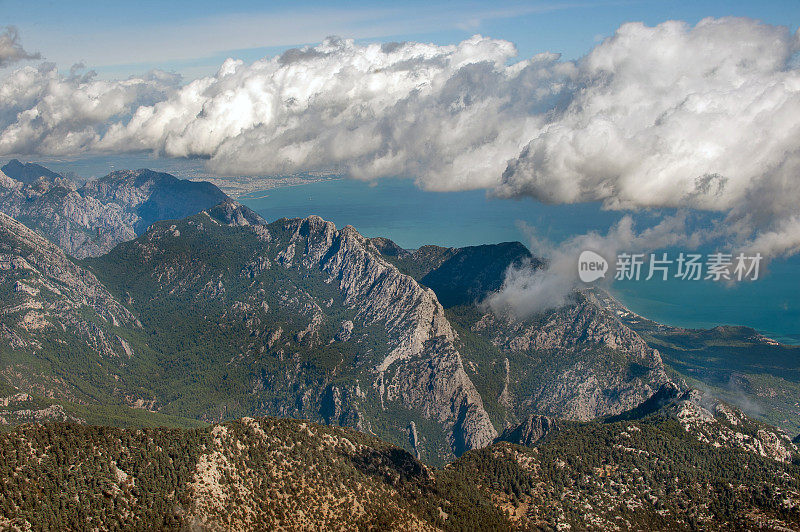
239;178;800;345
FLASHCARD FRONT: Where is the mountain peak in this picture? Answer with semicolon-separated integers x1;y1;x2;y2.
1;159;61;184
0;164;232;257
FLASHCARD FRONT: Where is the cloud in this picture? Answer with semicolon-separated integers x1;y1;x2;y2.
484;212;708;317
1;17;800;258
96;35;570;192
0;64;181;155
498;18;800;257
0;26;40;67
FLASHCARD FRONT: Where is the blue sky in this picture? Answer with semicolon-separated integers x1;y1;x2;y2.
5;0;799;80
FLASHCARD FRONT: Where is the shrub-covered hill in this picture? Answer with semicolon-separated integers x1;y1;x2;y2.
1;412;800;531
0;417;499;531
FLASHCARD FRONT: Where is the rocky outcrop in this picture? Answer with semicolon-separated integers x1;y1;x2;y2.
0;213;138;336
497;414;558;447
206;199;264;227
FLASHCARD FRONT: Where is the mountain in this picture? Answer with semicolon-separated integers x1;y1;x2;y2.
1;408;798;530
450;291;670;426
2;172;789;462
375;238;800;444
81;168;229;234
0;159;61;184
370;238;670;427
0;212;139;398
0;204;679;464
599;382;799;464
373;240;537;307
80;203;496;463
0;160;228;258
0;212;205;428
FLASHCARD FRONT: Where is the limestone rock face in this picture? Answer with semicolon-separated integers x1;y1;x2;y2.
497;414;558;447
468;290;669;422
278;216;498;454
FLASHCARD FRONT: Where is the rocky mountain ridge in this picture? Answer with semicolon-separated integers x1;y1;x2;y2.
80;204;497;461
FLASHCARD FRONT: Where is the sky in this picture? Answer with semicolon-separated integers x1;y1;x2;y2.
3;0;800;79
2;0;800;318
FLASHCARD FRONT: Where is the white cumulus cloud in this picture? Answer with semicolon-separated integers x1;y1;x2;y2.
499;17;800;258
0;64;181;155
96;35;573;192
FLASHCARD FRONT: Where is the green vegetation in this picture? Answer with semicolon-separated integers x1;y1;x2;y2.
1;414;798;530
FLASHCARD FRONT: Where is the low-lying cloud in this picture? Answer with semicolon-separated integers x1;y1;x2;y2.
2;17;800;268
485;213;710;316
